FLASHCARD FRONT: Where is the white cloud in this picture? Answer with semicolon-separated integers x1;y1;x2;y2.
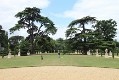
63;0;119;40
0;0;50;37
9;29;28;38
64;0;119;20
49;25;67;40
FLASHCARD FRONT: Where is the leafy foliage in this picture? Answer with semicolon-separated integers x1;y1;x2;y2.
20;39;30;56
0;25;8;58
93;19;117;41
93;19;117;51
8;36;24;56
35;35;52;53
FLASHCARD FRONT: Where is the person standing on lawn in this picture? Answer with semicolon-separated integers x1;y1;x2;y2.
58;50;60;58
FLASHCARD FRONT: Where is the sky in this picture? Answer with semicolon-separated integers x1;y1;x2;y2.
0;0;119;40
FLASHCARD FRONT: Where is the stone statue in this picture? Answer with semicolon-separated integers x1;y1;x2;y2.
27;50;30;56
96;49;99;57
8;49;11;58
105;48;108;58
18;49;21;56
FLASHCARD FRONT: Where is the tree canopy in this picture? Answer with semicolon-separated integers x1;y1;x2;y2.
66;16;97;55
66;16;117;55
9;7;57;54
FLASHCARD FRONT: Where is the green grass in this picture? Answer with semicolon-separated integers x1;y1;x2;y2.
0;55;119;69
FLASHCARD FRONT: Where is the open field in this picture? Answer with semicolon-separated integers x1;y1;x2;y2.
0;54;119;69
1;55;119;80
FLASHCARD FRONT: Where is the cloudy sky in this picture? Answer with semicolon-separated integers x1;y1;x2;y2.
0;0;119;40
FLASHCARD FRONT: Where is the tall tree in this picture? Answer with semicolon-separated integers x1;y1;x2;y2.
9;7;57;54
66;16;96;55
0;25;8;58
93;19;117;51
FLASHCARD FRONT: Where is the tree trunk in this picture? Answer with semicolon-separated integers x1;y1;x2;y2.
2;55;4;58
82;45;88;55
31;32;34;54
30;22;34;54
82;24;88;55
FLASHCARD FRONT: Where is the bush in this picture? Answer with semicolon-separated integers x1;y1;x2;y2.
0;50;8;58
20;40;30;56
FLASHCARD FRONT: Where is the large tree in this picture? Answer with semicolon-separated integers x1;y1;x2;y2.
66;16;96;55
0;25;8;58
10;7;57;54
93;19;117;51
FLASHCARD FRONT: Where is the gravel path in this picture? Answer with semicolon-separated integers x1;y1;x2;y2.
0;66;119;80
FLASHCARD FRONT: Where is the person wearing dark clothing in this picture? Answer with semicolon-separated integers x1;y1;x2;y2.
58;50;60;58
41;55;43;60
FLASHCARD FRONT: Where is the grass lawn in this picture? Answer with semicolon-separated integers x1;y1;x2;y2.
0;54;119;69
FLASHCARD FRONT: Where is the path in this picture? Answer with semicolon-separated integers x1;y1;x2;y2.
0;66;119;80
